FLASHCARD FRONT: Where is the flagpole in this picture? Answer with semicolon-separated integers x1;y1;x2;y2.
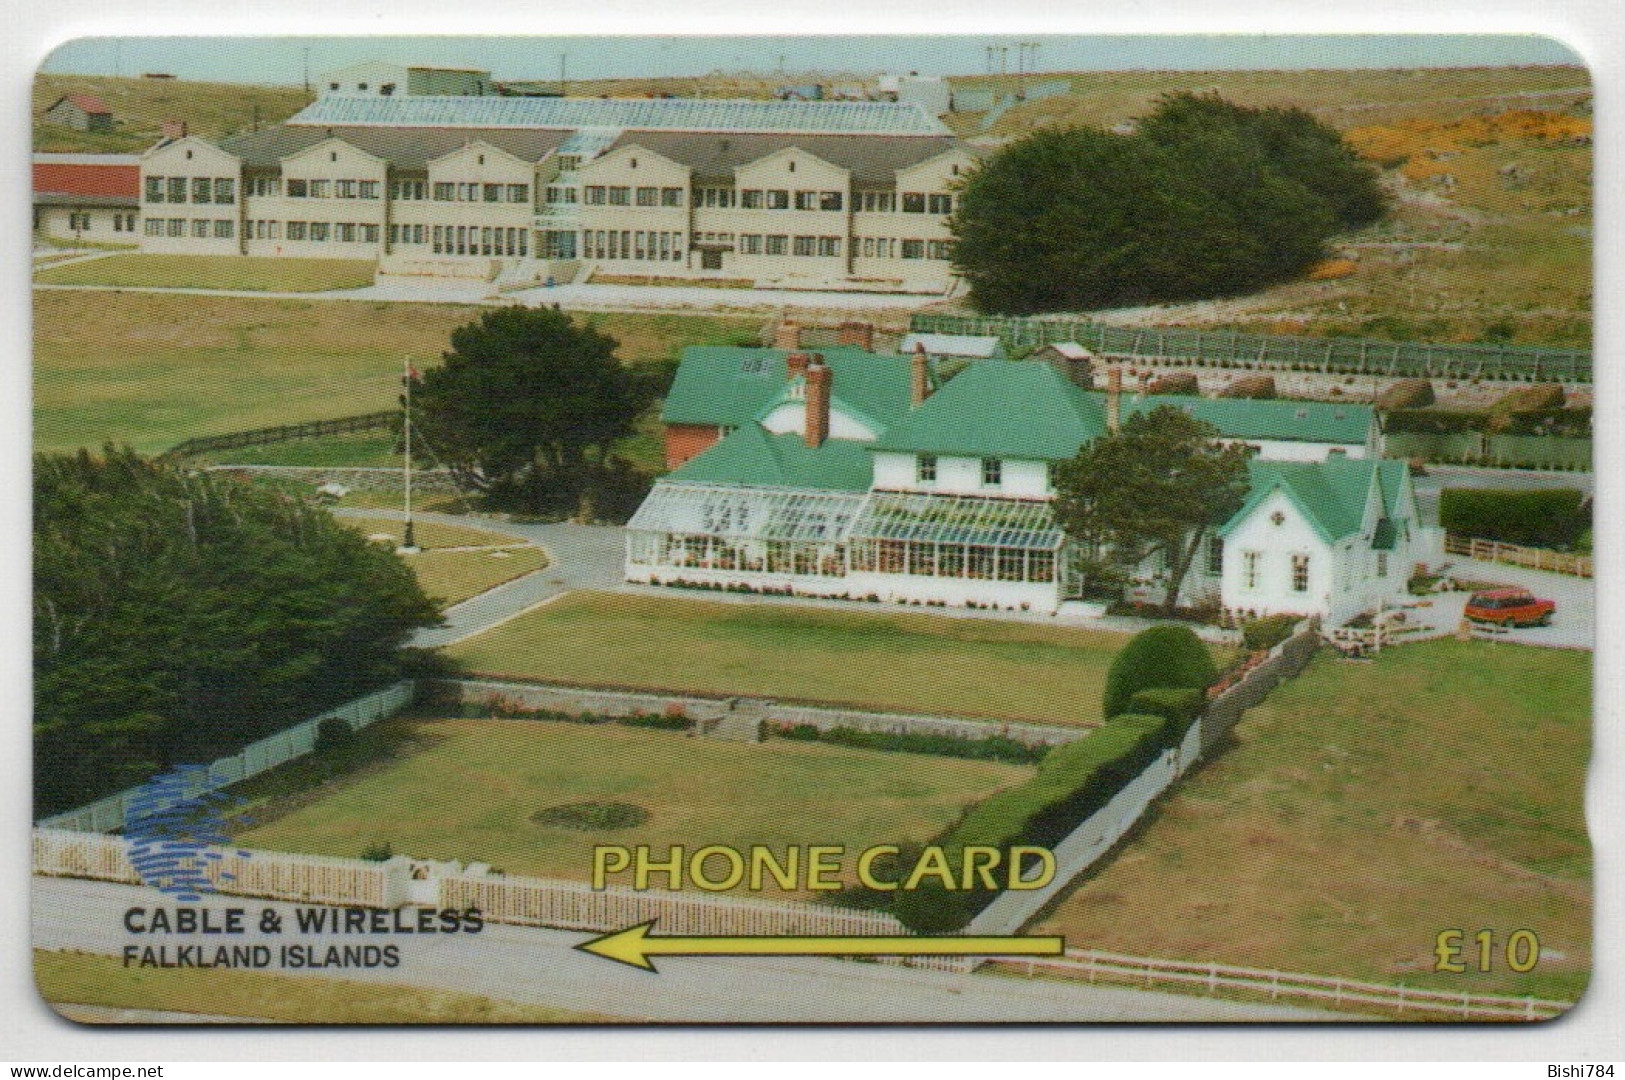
400;356;418;554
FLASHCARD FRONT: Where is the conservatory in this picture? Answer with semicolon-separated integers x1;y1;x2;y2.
625;482;1071;611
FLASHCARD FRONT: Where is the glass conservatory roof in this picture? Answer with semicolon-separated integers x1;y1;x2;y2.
849;491;1065;551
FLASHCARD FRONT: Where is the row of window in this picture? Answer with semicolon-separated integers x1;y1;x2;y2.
283;179;381;200
67;212;138;232
583;229;683;262
144;218;235;238
737;234;844;257
388;223;428;245
582;185;686;208
858;237;954;260
430;225;529;258
283;221;381;243
144;176;236;205
1239;551;1312;593
850;540;1056;583
430;182;530;204
916;455;1002;487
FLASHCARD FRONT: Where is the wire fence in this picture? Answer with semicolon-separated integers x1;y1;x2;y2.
910;314;1591;384
160;411;400;462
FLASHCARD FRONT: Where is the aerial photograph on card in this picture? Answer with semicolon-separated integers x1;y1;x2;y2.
30;33;1592;1024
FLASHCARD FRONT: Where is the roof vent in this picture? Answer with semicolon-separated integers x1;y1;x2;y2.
1295;408;1308;420
1334;408;1347;419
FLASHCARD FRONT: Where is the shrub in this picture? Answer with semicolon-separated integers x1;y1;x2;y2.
1490;383;1565;419
1241;613;1301;652
1375;378;1435;410
617;713;692;731
1381;409;1488;435
891;714;1168;932
360;841;394;862
314;717;360;768
1147;372;1200;396
1439;488;1590;549
1126;688;1205;743
1216;375;1276;400
1103;625;1218;719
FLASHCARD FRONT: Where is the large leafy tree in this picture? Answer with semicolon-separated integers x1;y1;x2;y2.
948;93;1386;314
1052;407;1253;613
34;448;440;816
413;306;653;509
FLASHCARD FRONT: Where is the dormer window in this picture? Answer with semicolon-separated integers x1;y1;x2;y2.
917;454;938;484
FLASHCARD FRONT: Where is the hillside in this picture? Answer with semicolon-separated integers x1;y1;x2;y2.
33;74;313;153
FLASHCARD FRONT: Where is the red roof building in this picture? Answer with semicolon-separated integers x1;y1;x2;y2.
32;154;141;208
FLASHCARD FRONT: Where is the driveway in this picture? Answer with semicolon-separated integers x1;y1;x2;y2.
1404;557;1593;649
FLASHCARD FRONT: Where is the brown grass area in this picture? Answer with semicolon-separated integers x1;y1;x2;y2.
34;73;313;153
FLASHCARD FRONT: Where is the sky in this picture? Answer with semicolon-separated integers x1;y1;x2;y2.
38;34;1584;87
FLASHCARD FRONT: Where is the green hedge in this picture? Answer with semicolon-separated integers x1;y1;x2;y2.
1381;408;1489;435
1127;688;1205;740
891;714;1170;932
768;723;1049;765
1439;488;1590;549
1241;613;1301;652
1103;625;1218;719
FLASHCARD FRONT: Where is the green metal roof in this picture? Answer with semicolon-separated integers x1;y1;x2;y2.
1119;395;1373;446
662;347;917;433
1219;458;1386;545
667;426;875;492
872;361;1106;460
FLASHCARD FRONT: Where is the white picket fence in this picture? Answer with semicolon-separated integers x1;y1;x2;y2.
997;949;1572;1022
36;682;415;833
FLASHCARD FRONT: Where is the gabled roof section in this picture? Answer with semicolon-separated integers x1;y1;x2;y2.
55;94;110;115
599;130;965;187
872;360;1106;460
290;95;951;135
219;125;568;170
668;426;874;492
1219;458;1386;545
662;347;915;432
1118;394;1373;445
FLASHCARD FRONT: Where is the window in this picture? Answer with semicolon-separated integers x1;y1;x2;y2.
484;183;503;203
69;212;89;230
167;177;187;203
901;239;925;260
431;182;453;201
901;192;927;213
216;178;236;203
764;234;788;256
286;221;307;240
145;176;164;202
191;219;209;237
793;235;817;257
1243;551;1260;590
337;222;356;242
248;176;281;197
213;219;233;238
360;180;380;199
111;213;125;232
288;179;309;198
661;187;683;207
917;454;937;484
859;191;895;213
820;191;843;211
309;222;329;242
981;458;1002;487
144;218;162;236
765;189;790;210
508;184;529;203
193;177;212;203
794;190;818;210
458;182;480;202
1377;552;1389;579
310;179;332;198
927;240;953;260
545;186;576;204
740;189;764;209
1207;536;1224;576
1291;554;1310;593
701;187;734;207
166;218;183;237
818;236;842;257
392;180;425;200
584;185;606;205
380;83;395;96
335;180;358;199
608;186;631;206
636;186;659;207
740;234;763;254
928;193;952;214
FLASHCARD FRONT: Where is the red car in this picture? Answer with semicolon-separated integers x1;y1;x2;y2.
1464;587;1556;628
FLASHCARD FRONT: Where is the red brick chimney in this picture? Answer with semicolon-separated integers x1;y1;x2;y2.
1106;367;1122;435
786;351;812;380
772;320;802;351
804;355;831;448
1137;371;1151;398
161;119;188;140
837;321;875;351
911;342;931;407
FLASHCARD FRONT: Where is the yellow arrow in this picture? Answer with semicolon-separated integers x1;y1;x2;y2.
574;920;1065;972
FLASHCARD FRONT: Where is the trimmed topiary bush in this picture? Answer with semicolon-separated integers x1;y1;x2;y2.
1126;687;1206;743
1439;488;1590;549
1103;625;1219;720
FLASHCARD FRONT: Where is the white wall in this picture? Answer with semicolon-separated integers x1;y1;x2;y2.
1243;439;1368;462
871;452;1048;497
760;402;878;442
1220;490;1336;620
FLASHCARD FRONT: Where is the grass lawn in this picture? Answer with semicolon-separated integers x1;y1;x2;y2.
34;291;756;455
340;515;548;607
1035;639;1591;1003
35;950;611;1024
446;591;1147;727
231;716;1031;889
34;254;379;292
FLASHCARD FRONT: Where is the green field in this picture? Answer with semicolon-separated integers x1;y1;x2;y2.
34;73;313;154
232;716;1031;889
340;515;547;607
446;591;1146;726
35;254;378;292
35;950;609;1024
33;290;756;454
1036;639;1591;1002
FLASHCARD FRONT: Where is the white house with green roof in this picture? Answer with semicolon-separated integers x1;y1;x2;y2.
626;345;1432;622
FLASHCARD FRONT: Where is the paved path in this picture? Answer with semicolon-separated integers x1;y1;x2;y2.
1410;557;1594;650
31;877;1345;1023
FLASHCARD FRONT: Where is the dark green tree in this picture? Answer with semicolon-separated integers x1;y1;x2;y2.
1052;406;1253;613
947;94;1386;314
33;448;439;815
413;306;654;513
